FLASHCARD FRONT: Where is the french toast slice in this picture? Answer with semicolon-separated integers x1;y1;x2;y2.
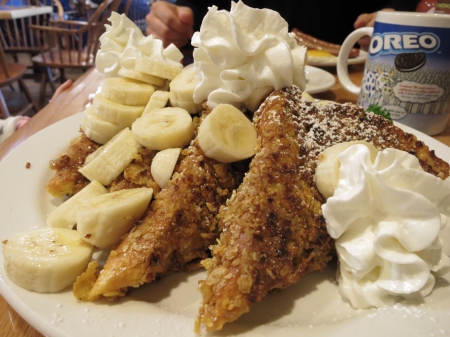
45;133;99;199
195;86;450;332
84;112;248;300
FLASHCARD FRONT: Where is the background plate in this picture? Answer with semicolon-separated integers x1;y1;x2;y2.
0;114;449;337
307;50;367;67
305;65;336;94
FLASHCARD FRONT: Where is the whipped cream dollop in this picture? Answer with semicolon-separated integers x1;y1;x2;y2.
322;144;450;308
191;1;307;109
96;12;183;77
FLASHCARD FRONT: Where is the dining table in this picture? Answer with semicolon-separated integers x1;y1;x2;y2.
0;5;53;19
0;63;450;336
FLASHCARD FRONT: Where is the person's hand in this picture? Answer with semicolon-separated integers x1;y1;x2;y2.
49;79;73;103
353;8;394;51
146;1;194;49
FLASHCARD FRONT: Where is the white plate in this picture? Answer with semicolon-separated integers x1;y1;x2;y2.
307;50;368;67
0;114;449;337
305;65;336;94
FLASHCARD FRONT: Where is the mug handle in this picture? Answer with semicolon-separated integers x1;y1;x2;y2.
337;27;373;95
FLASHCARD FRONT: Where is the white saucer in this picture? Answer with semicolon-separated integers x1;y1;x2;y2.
305;65;336;94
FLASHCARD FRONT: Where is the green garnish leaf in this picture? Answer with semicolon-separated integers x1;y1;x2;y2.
366;104;393;124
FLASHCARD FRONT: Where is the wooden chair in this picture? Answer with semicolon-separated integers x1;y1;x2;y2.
0;0;64;63
29;0;120;107
0;42;39;118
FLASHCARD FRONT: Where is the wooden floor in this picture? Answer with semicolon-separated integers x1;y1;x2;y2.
1;52;84;118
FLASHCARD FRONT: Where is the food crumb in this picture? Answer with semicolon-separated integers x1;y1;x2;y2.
25;162;31;169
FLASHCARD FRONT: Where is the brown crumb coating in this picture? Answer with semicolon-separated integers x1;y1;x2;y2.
45;133;99;199
195;86;449;333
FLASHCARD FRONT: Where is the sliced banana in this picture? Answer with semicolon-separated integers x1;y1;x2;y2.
77;187;153;249
47;180;108;229
169;66;202;114
245;86;274;112
301;91;315;102
198;104;257;163
163;43;183;63
134;57;182;81
118;68;166;88
101;77;155;106
315;140;379;199
2;228;94;293
131;107;194;150
151;148;181;189
82;105;125;144
79;128;141;186
92;93;144;126
143;90;170;114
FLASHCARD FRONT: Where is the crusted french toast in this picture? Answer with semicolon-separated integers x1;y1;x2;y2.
195;86;450;332
46;134;163;201
81;112;248;300
46;133;100;199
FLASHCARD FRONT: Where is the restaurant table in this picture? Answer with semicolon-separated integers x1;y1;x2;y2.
0;5;52;19
1;63;450;336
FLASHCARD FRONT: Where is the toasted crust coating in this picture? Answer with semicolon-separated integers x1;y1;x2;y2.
45;133;99;199
195;86;450;332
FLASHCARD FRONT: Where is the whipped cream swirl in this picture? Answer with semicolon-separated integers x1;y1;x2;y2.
96;12;183;77
191;0;307;109
322;144;450;308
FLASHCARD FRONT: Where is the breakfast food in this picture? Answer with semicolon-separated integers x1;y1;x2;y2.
2;3;450;336
169;66;202;113
45;134;100;199
3;228;94;293
197;103;257;163
150;147;182;188
79;112;248;300
194;85;450;332
47;180;108;229
76;187;153;249
78;128;142;186
191;1;307;110
292;28;360;58
317;141;450;308
131;107;195;150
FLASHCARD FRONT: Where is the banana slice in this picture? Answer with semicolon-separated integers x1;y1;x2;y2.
143;90;170;114
134;57;182;81
118;68;166;88
77;187;153;249
315;140;379;199
163;43;183;63
198;104;257;163
245;86;274;113
101;77;155;106
82;105;125;144
79;128;141;186
131;107;194;150
92;93;145;126
2;228;94;293
151;148;181;188
301;91;315;102
47;180;108;229
169;66;202;114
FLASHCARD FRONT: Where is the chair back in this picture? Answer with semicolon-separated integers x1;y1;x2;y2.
0;0;55;56
28;0;118;68
0;40;11;79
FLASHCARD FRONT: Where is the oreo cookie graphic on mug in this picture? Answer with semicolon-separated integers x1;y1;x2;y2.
394;52;427;72
337;11;450;136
